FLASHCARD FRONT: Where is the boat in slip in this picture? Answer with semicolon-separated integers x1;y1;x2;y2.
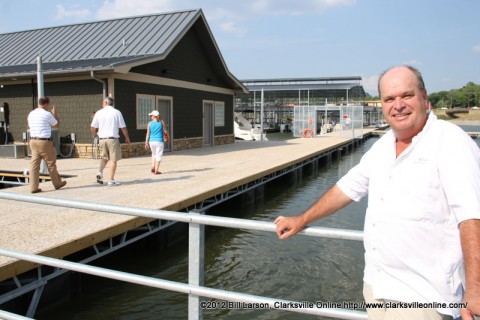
234;112;268;141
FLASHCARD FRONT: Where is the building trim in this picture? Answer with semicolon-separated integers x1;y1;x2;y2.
114;72;235;95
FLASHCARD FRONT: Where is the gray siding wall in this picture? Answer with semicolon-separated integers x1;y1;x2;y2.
114;79;233;142
0;80;103;143
131;27;230;89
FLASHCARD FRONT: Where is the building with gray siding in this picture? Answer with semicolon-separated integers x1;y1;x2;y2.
0;9;247;155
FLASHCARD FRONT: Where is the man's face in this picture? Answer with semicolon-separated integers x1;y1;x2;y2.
379;67;428;140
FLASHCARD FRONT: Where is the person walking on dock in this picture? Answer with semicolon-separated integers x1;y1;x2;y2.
275;65;480;320
27;97;67;193
144;110;167;175
91;97;130;186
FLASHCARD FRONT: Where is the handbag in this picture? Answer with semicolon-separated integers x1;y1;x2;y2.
162;121;170;143
163;131;169;143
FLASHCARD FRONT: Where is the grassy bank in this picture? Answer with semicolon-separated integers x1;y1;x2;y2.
432;109;480;121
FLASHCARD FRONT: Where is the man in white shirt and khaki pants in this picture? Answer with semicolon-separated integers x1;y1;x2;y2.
275;66;480;320
27;97;67;193
90;97;130;186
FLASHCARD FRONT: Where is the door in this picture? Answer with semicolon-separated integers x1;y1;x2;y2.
157;97;172;151
203;101;214;147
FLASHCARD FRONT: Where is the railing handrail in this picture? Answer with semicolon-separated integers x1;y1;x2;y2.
0;191;366;320
0;247;367;320
0;309;33;320
0;192;363;241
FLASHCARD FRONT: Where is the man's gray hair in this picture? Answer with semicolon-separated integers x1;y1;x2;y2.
377;65;426;97
104;97;114;106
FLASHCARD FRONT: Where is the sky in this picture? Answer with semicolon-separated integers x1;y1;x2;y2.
0;0;479;96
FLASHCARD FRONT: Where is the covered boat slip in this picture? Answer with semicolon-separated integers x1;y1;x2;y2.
0;130;375;282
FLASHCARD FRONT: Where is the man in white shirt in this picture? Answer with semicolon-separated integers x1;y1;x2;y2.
90;97;130;186
27;97;67;193
275;66;480;320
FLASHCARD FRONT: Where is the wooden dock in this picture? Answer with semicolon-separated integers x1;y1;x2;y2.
0;130;374;282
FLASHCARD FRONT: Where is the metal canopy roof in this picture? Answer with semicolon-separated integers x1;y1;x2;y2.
241;76;362;85
246;83;362;91
240;76;365;98
0;9;247;92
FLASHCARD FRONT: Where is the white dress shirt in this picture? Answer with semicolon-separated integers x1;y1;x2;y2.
337;112;480;318
91;105;126;139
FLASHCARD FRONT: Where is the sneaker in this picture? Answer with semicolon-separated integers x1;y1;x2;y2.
96;172;103;184
107;180;121;187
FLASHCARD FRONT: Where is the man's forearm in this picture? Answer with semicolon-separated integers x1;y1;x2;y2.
460;219;480;294
121;127;130;139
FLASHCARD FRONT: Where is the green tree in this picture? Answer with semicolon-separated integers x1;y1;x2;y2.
428;82;480;108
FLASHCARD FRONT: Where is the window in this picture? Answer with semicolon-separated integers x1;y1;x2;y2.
136;94;155;129
214;101;225;127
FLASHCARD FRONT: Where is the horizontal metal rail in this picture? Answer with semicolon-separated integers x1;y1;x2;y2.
0;248;367;320
0;191;366;319
0;309;33;320
0;192;363;241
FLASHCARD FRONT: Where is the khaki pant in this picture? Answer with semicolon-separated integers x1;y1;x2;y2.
363;283;452;320
29;140;63;191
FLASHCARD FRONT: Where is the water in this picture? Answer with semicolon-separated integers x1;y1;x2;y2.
37;131;480;320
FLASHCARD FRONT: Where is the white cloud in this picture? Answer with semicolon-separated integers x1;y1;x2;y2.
472;44;480;53
92;0;357;37
250;0;356;15
95;0;180;20
362;74;379;96
402;59;422;66
219;21;247;37
54;4;91;20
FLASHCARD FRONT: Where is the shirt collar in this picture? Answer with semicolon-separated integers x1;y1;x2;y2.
385;111;436;159
410;111;436;145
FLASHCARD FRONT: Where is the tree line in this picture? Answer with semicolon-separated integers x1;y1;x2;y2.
365;82;480;108
428;82;480;108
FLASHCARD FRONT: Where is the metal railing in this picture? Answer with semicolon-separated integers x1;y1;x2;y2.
0;192;367;320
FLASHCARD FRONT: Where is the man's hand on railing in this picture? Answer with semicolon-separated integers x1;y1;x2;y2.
274;215;306;240
461;289;480;320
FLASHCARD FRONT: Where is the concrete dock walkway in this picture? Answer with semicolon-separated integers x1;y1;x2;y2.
0;131;373;281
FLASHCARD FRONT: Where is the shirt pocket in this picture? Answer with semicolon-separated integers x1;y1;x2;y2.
395;159;441;221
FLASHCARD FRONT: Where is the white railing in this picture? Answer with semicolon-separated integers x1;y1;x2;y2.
0;192;367;320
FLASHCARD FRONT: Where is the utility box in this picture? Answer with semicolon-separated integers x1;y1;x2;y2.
0;144;25;159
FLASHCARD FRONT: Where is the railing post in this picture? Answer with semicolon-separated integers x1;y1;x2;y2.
188;211;205;320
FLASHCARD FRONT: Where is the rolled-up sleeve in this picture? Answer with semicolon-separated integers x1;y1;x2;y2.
337;147;374;202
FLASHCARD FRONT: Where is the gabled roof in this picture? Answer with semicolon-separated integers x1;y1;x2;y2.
0;9;247;92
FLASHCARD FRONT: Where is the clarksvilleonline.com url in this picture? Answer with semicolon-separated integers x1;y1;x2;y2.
200;300;468;310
